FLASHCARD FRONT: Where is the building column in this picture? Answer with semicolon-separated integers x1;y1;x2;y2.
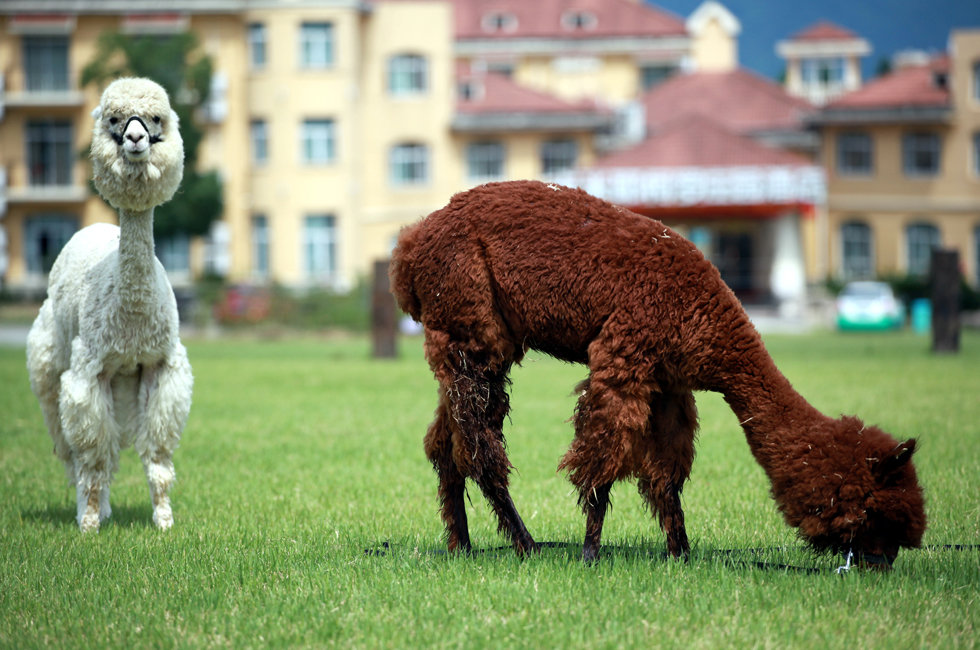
770;211;807;317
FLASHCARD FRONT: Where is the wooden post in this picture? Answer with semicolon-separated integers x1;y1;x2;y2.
930;248;960;354
372;259;398;358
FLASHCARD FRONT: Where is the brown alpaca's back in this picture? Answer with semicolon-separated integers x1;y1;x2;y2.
392;180;746;381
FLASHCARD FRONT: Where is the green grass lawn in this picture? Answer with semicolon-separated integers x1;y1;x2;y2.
1;331;978;648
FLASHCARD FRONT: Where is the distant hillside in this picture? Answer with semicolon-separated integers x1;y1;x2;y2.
647;0;980;79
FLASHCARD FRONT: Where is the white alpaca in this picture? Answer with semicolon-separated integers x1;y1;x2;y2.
26;78;193;532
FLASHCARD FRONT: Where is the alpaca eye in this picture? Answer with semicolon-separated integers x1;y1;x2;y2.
109;117;118;125
153;116;161;124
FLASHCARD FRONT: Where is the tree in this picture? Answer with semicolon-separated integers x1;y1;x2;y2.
81;31;223;240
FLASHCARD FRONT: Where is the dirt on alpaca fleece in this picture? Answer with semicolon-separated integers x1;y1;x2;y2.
390;180;926;567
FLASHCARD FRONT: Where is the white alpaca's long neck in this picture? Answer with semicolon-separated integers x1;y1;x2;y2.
117;207;159;313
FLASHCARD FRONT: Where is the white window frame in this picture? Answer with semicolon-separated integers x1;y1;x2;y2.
837;132;873;176
390;143;429;187
303;214;337;283
906;222;940;277
388;54;428;96
902;132;941;177
840;221;873;280
300;22;334;69
250;119;268;166
466;141;505;182
248;22;267;70
301;119;336;165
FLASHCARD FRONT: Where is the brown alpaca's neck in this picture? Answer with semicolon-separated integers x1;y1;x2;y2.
117;207;158;312
711;327;827;466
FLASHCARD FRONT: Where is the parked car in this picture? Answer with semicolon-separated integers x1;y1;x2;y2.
836;281;905;331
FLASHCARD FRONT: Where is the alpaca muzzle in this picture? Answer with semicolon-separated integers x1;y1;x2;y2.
120;116;163;160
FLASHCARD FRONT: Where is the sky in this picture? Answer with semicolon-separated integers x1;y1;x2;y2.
647;0;980;79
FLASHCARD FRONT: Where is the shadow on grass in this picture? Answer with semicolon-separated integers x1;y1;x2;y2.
365;539;827;573
23;503;155;530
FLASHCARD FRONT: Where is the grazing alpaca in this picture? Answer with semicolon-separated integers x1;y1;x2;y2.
390;180;925;567
26;78;192;532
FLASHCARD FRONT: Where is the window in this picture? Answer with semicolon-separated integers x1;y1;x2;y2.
304;214;337;282
975;226;980;286
248;23;267;69
837;132;873;176
300;22;334;68
23;36;69;91
973;132;980;177
902;132;941;176
301;119;336;164
156;233;191;273
561;11;597;31
466;141;505;181
640;64;676;91
250;119;268;165
906;223;940;277
482;12;517;33
24;215;77;274
840;221;873;280
252;215;269;278
973;61;980;102
801;58;843;85
26;120;72;186
540;139;578;174
390;143;429;186
389;54;428;96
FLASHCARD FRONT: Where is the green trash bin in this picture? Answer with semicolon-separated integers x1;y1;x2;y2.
912;299;931;334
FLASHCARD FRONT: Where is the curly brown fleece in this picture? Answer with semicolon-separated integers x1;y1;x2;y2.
391;180;925;565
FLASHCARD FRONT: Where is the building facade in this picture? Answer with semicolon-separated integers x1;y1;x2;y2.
811;30;980;286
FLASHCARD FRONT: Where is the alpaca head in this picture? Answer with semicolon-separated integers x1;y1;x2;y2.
91;77;184;213
776;417;925;569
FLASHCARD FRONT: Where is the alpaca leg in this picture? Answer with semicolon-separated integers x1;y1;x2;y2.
58;341;119;532
560;366;653;562
582;482;613;563
424;390;472;552
636;391;697;559
453;361;536;555
135;347;192;531
26;307;74;482
426;332;535;556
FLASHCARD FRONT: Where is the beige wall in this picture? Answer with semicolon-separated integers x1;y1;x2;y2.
690;16;737;72
822;30;980;282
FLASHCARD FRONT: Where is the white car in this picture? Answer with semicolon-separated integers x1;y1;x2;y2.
836;281;905;330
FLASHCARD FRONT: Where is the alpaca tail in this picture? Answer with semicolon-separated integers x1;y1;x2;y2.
389;221;424;322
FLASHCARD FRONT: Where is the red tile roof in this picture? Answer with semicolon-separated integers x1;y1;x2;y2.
643;68;814;135
452;0;686;40
788;21;861;42
457;70;599;114
826;57;950;110
596;114;812;168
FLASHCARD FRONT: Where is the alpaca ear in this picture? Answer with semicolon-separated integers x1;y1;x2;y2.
91;105;103;120
875;438;917;479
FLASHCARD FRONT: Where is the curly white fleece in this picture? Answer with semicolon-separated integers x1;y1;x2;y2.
27;78;193;532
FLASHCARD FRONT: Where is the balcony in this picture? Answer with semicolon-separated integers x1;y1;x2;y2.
0;74;85;116
6;184;88;205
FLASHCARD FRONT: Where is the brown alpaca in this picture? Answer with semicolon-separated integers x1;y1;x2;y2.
390;180;925;567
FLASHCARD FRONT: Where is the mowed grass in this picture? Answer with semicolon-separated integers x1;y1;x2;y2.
1;330;978;648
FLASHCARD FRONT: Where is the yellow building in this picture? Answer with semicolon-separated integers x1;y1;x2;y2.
811;29;980;285
1;0;728;295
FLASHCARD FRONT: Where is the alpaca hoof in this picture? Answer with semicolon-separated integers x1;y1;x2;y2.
79;512;101;533
153;505;174;530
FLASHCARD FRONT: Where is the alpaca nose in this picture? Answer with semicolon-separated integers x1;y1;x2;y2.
122;117;151;156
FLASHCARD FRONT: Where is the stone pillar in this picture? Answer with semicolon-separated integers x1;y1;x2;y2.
372;259;397;359
770;212;807;318
930;249;960;353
